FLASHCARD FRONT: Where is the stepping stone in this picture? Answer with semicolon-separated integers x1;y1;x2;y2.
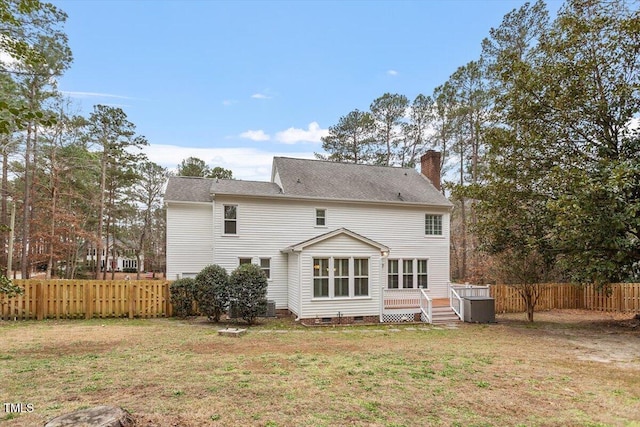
45;405;133;427
218;328;247;337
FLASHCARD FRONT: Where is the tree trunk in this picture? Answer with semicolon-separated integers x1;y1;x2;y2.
21;122;33;279
96;147;108;279
1;142;8;272
459;135;468;280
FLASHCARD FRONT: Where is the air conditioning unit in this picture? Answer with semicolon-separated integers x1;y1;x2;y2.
463;297;495;323
228;300;276;318
265;300;276;317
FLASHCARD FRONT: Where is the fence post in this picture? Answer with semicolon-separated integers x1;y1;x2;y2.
84;282;93;319
128;283;135;319
36;281;44;320
164;282;172;317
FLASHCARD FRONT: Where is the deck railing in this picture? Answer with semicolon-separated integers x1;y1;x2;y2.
383;288;423;309
419;288;432;323
449;285;463;320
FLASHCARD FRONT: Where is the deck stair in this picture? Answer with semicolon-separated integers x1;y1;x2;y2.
430;306;461;325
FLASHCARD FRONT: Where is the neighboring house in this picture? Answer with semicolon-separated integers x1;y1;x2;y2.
84;237;141;272
164;151;453;324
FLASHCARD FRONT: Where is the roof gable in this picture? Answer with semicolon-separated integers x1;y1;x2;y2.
283;228;389;253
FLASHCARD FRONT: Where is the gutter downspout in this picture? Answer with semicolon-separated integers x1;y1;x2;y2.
296;252;302;321
211;195;216;264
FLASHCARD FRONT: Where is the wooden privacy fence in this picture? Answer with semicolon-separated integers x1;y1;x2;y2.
0;280;173;321
491;283;640;314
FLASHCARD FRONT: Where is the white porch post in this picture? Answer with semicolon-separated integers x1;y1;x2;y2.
380;250;388;322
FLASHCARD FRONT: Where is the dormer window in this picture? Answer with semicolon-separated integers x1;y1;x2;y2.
316;209;326;226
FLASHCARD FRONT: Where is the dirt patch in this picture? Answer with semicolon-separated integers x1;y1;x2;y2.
497;309;640;368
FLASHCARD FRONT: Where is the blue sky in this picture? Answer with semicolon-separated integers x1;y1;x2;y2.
53;0;562;181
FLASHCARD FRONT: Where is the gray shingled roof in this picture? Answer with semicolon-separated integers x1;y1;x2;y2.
210;179;282;196
165;157;452;207
164;176;213;203
273;157;451;206
164;177;282;202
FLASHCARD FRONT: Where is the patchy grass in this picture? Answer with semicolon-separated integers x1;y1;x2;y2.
1;312;639;426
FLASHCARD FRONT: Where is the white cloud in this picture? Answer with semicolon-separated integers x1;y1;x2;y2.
240;129;270;141
61;91;133;99
222;99;238;106
141;144;316;181
387;69;398;76
275;122;329;144
251;93;270;99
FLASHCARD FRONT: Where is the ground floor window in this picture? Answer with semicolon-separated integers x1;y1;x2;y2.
403;260;414;289
313;258;330;297
354;258;369;296
388;260;399;289
334;258;349;297
260;258;271;279
313;256;370;298
388;258;428;289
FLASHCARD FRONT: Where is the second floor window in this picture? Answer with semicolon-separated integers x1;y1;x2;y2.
316;209;326;226
425;214;443;235
224;205;237;234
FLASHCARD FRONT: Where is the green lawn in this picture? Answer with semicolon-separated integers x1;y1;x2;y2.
1;312;639;426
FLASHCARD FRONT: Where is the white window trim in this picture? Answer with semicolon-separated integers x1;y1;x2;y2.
314;208;328;228
259;257;271;281
311;255;371;300
312;257;330;299
425;214;444;236
388;258;429;289
238;257;252;266
223;204;238;236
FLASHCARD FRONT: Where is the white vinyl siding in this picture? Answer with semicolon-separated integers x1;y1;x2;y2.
287;252;300;317
166;202;214;280
169;194;450;315
298;233;381;318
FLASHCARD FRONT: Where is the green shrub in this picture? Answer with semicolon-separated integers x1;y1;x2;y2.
194;265;230;322
229;263;268;325
0;275;23;297
169;278;196;317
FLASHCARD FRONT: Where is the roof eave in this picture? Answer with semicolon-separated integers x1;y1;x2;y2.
209;192;452;208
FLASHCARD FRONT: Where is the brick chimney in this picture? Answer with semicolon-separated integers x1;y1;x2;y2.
420;150;441;191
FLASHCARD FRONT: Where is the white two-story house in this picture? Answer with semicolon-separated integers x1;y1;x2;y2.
164;151;453;324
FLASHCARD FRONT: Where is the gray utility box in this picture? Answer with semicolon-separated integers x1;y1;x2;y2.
463;297;495;323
